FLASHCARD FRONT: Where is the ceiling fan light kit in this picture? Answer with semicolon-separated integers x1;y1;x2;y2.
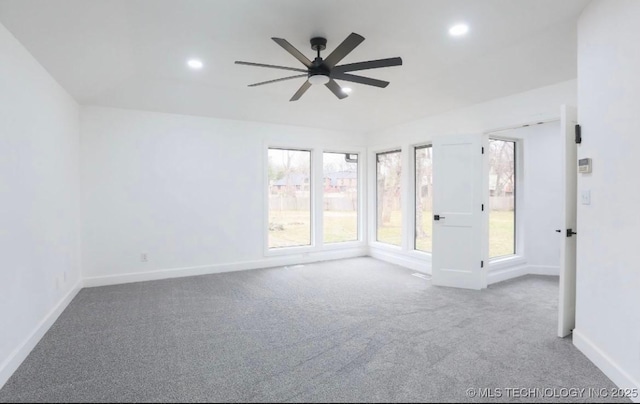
235;32;402;101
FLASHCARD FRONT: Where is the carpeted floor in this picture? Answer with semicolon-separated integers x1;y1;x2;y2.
0;258;628;403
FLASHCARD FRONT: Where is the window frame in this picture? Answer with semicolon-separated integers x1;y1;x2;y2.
374;149;403;247
487;137;519;260
265;146;314;254
322;151;361;245
264;145;366;257
413;144;434;253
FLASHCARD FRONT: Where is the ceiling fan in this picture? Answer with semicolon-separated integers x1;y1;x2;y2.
235;33;402;101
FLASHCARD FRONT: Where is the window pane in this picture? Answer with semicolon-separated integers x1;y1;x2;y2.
415;146;433;252
323;153;358;243
268;149;311;248
376;151;402;245
489;139;516;258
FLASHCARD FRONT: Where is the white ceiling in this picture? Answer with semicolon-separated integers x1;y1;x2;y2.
0;0;589;133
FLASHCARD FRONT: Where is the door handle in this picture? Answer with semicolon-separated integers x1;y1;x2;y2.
434;214;445;221
557;229;577;237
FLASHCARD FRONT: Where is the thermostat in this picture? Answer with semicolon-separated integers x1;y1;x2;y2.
578;158;592;173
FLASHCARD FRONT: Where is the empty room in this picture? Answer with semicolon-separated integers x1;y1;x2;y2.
1;0;638;402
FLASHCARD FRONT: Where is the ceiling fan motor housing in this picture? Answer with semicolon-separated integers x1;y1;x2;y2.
310;37;327;52
308;37;330;84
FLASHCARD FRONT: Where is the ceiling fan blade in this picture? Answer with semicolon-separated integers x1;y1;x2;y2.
323;33;365;68
290;80;312;101
333;57;403;73
331;72;389;88
325;79;349;100
248;74;308;87
271;38;313;68
235;61;307;73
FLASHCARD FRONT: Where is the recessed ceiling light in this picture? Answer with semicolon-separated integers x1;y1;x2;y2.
187;59;204;69
449;23;469;37
342;87;352;94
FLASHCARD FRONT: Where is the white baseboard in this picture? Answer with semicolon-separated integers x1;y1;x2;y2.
368;248;431;274
528;265;560;276
573;329;640;403
83;247;368;287
0;280;82;390
487;264;559;285
487;265;529;284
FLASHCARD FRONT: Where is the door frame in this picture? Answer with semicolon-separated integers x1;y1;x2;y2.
558;105;578;338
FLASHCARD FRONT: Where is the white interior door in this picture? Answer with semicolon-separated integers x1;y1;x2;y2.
432;134;488;290
558;105;578;337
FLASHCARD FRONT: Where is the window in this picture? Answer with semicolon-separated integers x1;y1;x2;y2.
414;146;433;252
268;148;311;248
323;152;358;243
488;139;516;258
376;150;402;246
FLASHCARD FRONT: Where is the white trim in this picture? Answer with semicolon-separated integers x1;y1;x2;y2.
405;249;433;262
368;240;403;253
487;264;529;285
312;148;322;249
411;143;434;255
369;247;431;274
83;247;367;287
0;280;83;390
320;240;367;250
319;149;366;246
489;255;527;270
573;329;640;403
264;145;367;256
400;145;412;251
368;146;403;247
483;118;561;136
266;244;316;256
264;146;315;256
528;265;560;276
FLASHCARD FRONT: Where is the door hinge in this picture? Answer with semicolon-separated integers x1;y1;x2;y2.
575;124;582;144
481;260;484;268
481;204;484;211
481;146;485;154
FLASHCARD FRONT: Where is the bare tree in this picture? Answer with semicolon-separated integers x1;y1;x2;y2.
377;152;402;225
489;140;515;198
415;147;433;238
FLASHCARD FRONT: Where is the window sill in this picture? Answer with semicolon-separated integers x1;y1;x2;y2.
369;241;403;252
488;255;526;271
322;241;366;251
406;249;433;261
265;245;316;257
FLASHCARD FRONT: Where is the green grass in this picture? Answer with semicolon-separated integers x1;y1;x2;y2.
268;210;358;248
324;211;358;244
376;210;403;246
269;209;515;257
269;210;311;248
488;210;515;258
414;210;515;257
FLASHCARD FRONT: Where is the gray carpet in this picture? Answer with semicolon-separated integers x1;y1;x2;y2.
0;258;628;403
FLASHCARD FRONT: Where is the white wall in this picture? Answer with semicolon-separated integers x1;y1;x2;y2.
0;23;81;387
368;80;577;146
366;80;575;275
80;107;367;286
574;0;640;397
